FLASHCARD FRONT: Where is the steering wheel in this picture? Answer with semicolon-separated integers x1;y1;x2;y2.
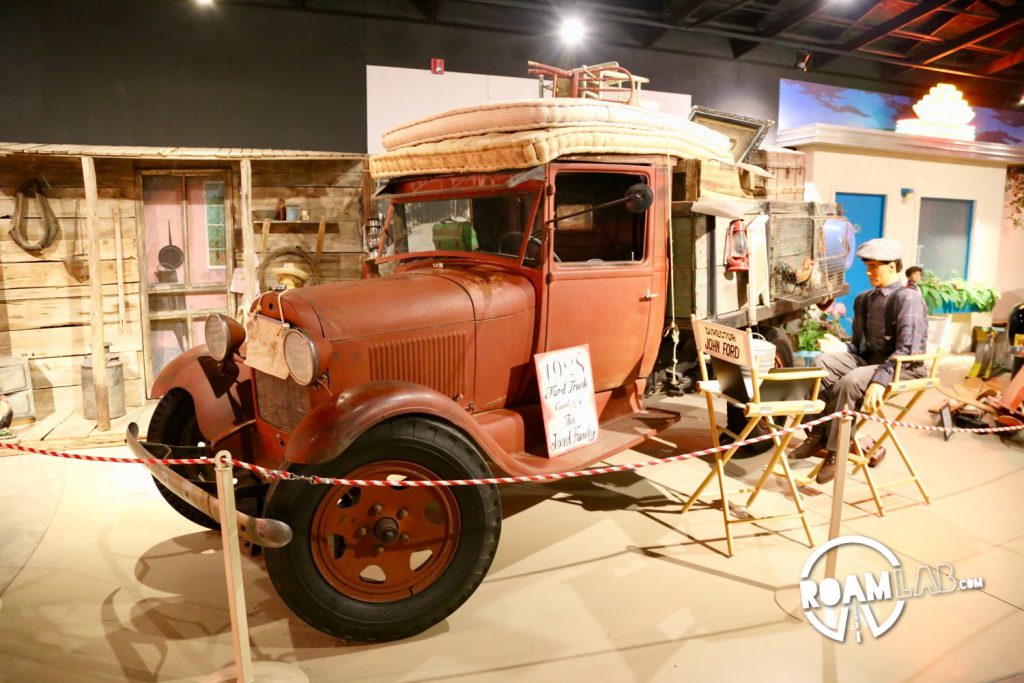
527;236;561;263
496;232;560;263
496;231;524;256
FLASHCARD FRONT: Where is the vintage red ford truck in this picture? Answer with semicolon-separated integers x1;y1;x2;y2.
130;87;849;642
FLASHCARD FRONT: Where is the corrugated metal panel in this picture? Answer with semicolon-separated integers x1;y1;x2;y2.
369;332;466;399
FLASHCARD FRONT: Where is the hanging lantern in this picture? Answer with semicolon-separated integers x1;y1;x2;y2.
725;219;749;272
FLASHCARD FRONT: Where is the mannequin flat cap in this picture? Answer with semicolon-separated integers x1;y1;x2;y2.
856;238;902;262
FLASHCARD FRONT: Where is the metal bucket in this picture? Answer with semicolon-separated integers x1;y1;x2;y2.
741;334;776;396
82;354;126;420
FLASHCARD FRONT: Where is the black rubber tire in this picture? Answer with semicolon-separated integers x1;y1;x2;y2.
760;326;795;369
264;417;502;642
146;389;220;531
724;327;794;458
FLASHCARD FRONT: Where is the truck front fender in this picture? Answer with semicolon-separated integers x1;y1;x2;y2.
150;346;255;446
285;380;507;467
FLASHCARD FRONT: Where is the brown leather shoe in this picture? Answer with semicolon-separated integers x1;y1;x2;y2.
868;446;886;468
789;433;828;460
816;452;838;485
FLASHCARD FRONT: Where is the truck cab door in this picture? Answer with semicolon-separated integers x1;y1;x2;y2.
541;164;661;393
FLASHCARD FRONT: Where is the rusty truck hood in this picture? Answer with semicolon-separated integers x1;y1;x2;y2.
283;265;535;341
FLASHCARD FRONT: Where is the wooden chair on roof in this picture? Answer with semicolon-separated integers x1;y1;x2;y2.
806;314;953;516
683;319;827;557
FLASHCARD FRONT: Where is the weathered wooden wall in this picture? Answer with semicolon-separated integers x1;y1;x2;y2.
245;159;366;283
0;156;145;417
1;153;368;421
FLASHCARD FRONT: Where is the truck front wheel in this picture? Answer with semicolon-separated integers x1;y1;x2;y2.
147;389;220;531
264;417;501;642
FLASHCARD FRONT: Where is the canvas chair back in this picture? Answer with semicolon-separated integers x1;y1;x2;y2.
926;315;953;356
691;318;762;403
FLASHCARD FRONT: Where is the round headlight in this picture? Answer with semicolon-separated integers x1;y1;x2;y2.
205;313;244;361
284;328;320;386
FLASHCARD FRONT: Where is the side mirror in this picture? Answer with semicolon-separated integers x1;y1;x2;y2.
624;184;653;213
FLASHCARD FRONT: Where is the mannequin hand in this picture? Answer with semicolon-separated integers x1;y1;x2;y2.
862;382;886;413
818;333;847;355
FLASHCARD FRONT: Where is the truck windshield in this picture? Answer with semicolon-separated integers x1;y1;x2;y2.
380;191;542;268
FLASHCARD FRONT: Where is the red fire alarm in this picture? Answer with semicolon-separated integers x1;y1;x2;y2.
430;58;445;75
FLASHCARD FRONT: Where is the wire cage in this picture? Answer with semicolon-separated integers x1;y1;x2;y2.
767;203;850;304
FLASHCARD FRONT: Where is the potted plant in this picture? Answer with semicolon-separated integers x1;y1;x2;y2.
788;302;848;366
917;270;999;314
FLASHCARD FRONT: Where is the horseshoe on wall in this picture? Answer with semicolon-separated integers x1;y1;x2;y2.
9;180;61;253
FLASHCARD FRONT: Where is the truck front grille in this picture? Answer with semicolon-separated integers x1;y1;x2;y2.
255;371;308;433
369;332;466;400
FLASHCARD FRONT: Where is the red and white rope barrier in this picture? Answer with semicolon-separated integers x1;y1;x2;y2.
0;409;1021;488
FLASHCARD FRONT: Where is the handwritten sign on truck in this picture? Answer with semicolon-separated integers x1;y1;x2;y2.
535;344;599;457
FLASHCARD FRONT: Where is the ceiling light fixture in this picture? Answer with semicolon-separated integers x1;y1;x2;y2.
796;50;811;72
895;83;976;141
560;17;585;46
195;0;215;6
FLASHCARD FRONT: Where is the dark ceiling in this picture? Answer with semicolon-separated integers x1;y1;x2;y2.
220;0;1024;107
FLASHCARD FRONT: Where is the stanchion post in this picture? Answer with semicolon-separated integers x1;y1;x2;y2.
824;414;853;580
215;451;254;683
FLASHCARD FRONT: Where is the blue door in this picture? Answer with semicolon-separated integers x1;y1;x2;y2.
835;193;885;334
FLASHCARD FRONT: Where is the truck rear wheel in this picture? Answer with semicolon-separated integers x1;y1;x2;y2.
760;326;795;369
725;327;794;458
264;417;501;642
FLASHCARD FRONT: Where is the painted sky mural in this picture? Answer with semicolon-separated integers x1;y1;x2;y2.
779;79;1024;146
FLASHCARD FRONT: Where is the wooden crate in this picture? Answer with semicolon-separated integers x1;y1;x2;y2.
674;158;753;201
750;148;807;201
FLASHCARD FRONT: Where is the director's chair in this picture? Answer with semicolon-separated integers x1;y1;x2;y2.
807;314;953;516
683;319;827;557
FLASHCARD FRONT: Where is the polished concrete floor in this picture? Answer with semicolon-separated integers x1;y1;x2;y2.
1;355;1022;682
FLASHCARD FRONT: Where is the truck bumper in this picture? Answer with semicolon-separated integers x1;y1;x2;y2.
126;423;292;549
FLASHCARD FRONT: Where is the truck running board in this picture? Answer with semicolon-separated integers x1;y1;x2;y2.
504;408;680;476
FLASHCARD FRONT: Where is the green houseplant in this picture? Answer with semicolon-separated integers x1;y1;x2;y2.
917;270;999;314
789;303;848;364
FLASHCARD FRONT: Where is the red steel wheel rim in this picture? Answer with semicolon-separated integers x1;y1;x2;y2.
310;460;461;603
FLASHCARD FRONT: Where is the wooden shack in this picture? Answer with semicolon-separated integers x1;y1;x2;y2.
0;144;368;445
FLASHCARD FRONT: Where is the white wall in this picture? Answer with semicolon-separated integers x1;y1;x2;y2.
995;185;1024;319
366;65;692;154
803;147;1009;288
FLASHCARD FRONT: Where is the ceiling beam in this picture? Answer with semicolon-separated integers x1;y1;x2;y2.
410;0;444;21
732;0;832;58
620;22;670;48
813;0;958;71
980;46;1024;75
842;0;958;52
914;8;1024;64
219;0;1022;85
976;0;1010;16
666;0;715;26
688;0;757;28
900;0;973;45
